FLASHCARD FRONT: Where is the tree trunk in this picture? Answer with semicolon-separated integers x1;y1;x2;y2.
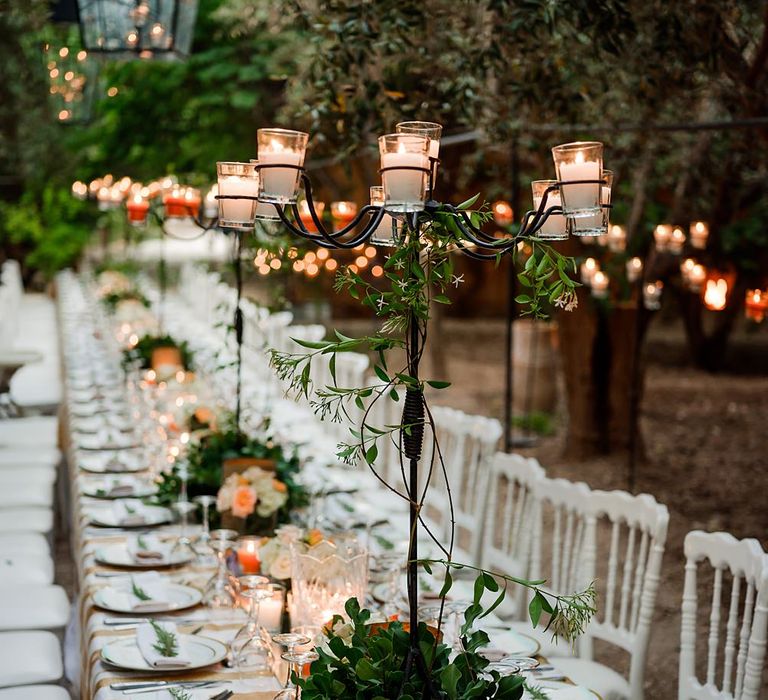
558;292;646;459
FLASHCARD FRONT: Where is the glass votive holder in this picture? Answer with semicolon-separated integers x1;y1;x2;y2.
297;200;325;232
256;128;309;204
688;264;706;292
260;583;286;632
395;121;443;186
644;281;663;310
570;169;612;236
330;201;358;227
217;162;259;230
203;184;218;219
653;224;672;252
369;186;400;247
689;221;709;250
378;133;431;213
552;141;603;218
126;194;150;226
531;180;567;240
669;226;686;254
591;271;609;299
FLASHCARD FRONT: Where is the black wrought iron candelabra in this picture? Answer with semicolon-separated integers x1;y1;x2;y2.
213;156;603;697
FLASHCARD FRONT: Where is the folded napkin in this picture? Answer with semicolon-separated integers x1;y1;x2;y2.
136;620;191;668
112;499;148;526
101;572;173;612
126;533;169;563
102;478;136;497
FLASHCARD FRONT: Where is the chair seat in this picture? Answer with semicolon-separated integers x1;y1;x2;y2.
0;417;58;447
0;686;69;699
0;507;53;534
548;657;631;700
0;533;49;556
0;631;62;686
0;553;54;584
0;585;70;630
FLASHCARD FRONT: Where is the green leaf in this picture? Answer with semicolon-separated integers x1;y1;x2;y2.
433;294;451;304
517;273;533;287
438;569;453;598
515;294;532;304
355;657;379;681
456;193;480;210
329;353;337;384
426;380;451;389
529;591;545;628
374;365;389;383
365;443;378;465
439;663;461;699
293;338;330;350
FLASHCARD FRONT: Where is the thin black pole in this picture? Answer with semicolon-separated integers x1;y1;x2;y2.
158;236;166;334
504;138;521;452
233;230;244;433
626;265;646;493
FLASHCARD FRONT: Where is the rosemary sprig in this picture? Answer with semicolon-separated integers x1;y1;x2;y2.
523;682;549;700
168;687;191;699
137;535;148;550
131;579;151;601
149;619;179;657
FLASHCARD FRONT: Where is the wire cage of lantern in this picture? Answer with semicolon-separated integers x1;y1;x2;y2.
74;0;198;60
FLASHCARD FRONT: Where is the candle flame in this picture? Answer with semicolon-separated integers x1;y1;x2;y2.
397;142;407;154
704;278;728;311
575;150;585;164
270;138;285;153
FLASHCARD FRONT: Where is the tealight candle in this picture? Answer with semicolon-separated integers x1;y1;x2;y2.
126;193;149;225
531;180;567;240
204;185;218;219
653;224;672;252
492;200;514;227
689;221;709;250
680;258;696;279
688;264;706;291
369;186;399;247
236;536;261;574
607;224;626;252
257;128;308;203
644;281;663;310
259;584;285;632
331;201;358;227
217;162;259;229
591;271;609;299
626;257;643;283
580;257;599;285
297;200;325;232
378;133;431;213
552;142;603;217
745;289;768;322
669;227;686;254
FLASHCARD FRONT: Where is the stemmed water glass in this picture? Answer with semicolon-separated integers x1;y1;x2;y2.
274;650;320;699
271;632;311;697
374;552;404;618
193;495;217;561
232;574;273;670
170;500;198;559
203;529;239;608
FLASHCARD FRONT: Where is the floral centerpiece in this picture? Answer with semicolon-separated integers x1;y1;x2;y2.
101;288;151;314
257;525;325;580
123;333;195;375
154;413;307;535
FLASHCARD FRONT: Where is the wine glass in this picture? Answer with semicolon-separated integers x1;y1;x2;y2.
232;574;273;670
170;500;198;559
193;494;217;560
203;529;239;608
272;632;312;697
274;650;320;699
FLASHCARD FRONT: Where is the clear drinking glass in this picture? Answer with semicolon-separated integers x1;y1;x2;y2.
272;632;312;699
257;128;309;204
275;650;320;699
378;134;431;213
395;121;443;187
216;162;259;230
374;552;405;618
570;169;613;236
369;186;400;247
232;574;273;670
531;180;567;240
193;494;216;560
551;141;603;218
203;529;239;608
170;500;198;559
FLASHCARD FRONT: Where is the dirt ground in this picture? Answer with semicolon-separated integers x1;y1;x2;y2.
409;317;768;698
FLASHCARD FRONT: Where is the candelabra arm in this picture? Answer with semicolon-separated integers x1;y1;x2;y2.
151;203;219;241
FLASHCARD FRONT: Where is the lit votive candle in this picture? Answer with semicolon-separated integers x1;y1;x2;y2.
607;224;626;252
236;536;261;574
395;121;443;186
331;201;358;227
552;141;603;218
689;221;709;249
126;193;149;225
259;584;285;632
297;200;325;232
531;180;567;240
217;162;259;229
669;227;686;254
688;264;706;292
644;281;663;310
580;257;599;285
378;133;431;213
626;257;643;283
653;224;672;252
591;271;609;299
492;200;514;227
745;289;768;322
257;128;308;203
570;169;612;236
204;184;218;219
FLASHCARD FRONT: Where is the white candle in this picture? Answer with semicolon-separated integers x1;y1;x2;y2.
571;183;610;235
626;257;643;283
591;271;609;298
688;264;706;291
204;185;218;219
259;595;283;632
557;152;602;215
644;282;663;310
533;190;567;239
669;227;686;254
654;224;672;251
580;257;598;285
218;175;258;225
607;224;626;252
258;145;303;202
689;221;709;249
380;147;429;211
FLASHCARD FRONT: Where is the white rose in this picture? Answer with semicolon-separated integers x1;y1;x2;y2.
269;551;292;580
275;525;303;546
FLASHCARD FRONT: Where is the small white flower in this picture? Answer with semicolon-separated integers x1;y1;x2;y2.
376;295;386;311
397;280;409;292
451;274;465;288
393;258;405;270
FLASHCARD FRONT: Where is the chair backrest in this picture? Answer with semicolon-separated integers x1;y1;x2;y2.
480;452;546;617
679;531;768;700
585;489;669;697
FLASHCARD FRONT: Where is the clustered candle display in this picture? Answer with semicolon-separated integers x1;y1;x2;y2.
532;180;567;240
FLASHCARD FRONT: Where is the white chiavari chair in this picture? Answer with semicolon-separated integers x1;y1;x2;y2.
480;452;546;618
552;489;669;700
678;531;768;700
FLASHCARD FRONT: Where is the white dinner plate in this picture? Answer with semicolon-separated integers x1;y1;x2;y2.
100;634;227;672
95;544;193;569
81;479;157;500
77;434;141;451
88;505;172;528
522;681;599;699
79;453;145;474
93;582;202;614
482;628;541;659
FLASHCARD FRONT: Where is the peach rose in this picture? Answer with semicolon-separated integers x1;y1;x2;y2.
272;479;287;493
231;486;257;518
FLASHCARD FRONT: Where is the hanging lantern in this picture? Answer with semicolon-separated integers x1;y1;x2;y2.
75;0;198;60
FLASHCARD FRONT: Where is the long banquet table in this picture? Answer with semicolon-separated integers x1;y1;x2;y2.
57;270;598;700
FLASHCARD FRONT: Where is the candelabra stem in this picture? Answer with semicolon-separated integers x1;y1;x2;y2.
233;230;244;433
